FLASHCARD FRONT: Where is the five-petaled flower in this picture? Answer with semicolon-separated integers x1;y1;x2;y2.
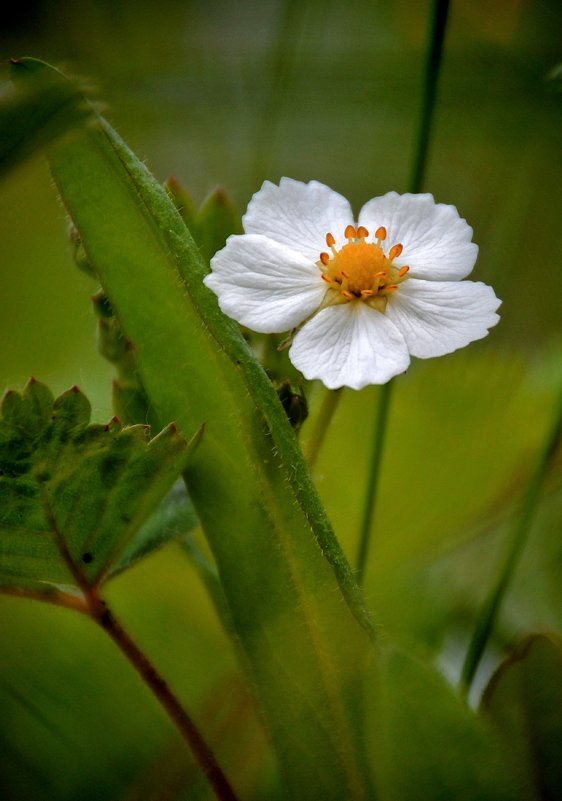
204;178;501;390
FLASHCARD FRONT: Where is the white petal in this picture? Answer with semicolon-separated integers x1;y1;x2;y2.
358;192;478;281
205;234;326;333
386;278;501;358
289;303;410;390
242;178;355;262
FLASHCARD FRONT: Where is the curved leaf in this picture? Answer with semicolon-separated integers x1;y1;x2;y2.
17;58;375;799
481;634;562;801
367;647;522;801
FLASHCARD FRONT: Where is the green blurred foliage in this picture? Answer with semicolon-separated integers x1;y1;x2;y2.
1;0;561;798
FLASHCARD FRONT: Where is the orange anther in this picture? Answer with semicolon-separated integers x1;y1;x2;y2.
361;289;374;297
375;226;387;241
389;243;403;260
342;290;354;300
319;252;330;265
385;284;398;292
326;232;336;247
356;225;369;239
374;271;387;278
398;265;410;277
321;273;332;283
344;224;357;239
340;270;349;278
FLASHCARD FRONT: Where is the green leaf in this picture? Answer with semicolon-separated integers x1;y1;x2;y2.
111;478;198;578
166;179;242;266
481;634;562;801
0;379;192;595
367;647;521;801
0;59;91;177
24;58;375;799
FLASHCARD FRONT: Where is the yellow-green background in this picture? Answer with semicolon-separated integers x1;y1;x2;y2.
1;1;561;798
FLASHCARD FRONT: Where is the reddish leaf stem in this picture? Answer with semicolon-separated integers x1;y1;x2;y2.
40;487;239;801
87;591;239;801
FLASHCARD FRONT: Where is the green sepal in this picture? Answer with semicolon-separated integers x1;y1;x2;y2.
164;175;197;230
166;177;242;266
192;185;243;265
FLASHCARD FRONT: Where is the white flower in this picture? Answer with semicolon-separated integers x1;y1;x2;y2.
204;178;501;390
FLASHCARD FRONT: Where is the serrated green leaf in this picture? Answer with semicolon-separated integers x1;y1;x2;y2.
0;379;192;594
481;634;562;801
367;647;521;801
26;58;375;799
111;479;198;578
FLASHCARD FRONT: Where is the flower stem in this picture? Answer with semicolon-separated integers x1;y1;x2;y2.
355;0;450;583
355;381;394;584
305;387;344;469
459;384;562;698
409;0;451;194
88;591;240;801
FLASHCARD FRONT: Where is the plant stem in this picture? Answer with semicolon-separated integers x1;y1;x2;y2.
355;381;393;585
355;0;450;583
410;0;451;194
460;385;562;697
41;488;238;801
88;591;239;801
305;388;344;470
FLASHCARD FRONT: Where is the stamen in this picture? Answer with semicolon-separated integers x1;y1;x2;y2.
326;232;336;248
374;271;387;278
384;284;398;292
361;289;374;297
375;226;387;241
389;243;403;260
344;224;357;239
319;252;330;265
342;290;354;300
356;225;369;239
398;265;410;277
321;273;332;283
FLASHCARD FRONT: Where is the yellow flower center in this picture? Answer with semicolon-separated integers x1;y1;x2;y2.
318;225;409;311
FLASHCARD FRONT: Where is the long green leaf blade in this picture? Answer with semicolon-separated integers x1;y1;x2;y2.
22;58;375;799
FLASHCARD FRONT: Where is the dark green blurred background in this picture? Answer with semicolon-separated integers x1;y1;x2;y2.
1;1;561;798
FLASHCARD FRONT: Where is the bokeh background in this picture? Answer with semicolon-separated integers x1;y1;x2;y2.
1;0;561;798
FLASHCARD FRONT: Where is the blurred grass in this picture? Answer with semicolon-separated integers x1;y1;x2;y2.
1;0;561;797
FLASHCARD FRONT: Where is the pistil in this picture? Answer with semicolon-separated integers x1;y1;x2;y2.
317;226;409;310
